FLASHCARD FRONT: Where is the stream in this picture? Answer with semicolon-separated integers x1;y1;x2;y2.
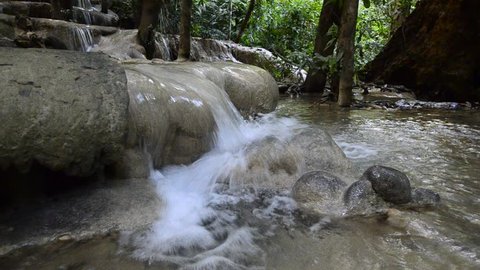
1;96;479;270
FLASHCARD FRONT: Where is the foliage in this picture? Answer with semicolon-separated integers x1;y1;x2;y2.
242;0;322;65
355;0;417;68
192;0;248;40
152;0;417;73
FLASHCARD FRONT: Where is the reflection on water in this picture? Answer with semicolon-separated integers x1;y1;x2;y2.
274;97;480;269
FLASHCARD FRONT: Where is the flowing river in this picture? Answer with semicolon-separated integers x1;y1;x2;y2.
1;96;479;270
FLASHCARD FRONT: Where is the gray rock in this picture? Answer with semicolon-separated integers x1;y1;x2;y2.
361;165;412;204
211;62;279;116
290;128;353;178
72;7;119;27
1;1;53;19
409;188;441;208
0;14;118;51
0;48;128;177
225;136;304;190
292;171;347;213
343;180;378;212
0;178;161;256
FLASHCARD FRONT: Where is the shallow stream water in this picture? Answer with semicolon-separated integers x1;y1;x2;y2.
1;97;479;270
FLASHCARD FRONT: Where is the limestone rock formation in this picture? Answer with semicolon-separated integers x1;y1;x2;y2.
0;48;129;177
0;13;117;51
120;61;280;174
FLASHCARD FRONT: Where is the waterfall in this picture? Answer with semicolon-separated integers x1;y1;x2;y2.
71;0;96;52
130;66;304;268
71;27;94;52
74;0;95;10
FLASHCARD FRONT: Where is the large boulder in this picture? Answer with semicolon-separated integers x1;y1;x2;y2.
210;62;279;116
0;48;129;177
365;0;480;102
361;165;412;204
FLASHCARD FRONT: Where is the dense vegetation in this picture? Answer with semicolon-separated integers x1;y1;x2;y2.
188;0;415;70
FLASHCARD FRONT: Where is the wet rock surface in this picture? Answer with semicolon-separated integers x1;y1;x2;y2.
0;178;160;256
124;61;279;170
0;47;128;177
343;166;441;215
408;187;441;208
292;171;347;215
343;180;383;215
361;165;412;204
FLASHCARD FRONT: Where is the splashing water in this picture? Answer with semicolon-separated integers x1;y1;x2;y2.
71;27;94;52
131;80;305;268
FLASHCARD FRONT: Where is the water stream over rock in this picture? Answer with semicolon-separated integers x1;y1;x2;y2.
1;96;479;269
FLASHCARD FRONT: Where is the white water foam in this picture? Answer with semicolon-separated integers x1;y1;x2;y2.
72;27;94;52
335;138;378;159
132;81;305;268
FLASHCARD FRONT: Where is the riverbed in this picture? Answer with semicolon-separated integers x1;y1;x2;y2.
1;97;479;270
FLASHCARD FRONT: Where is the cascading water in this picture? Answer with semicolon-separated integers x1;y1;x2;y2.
129;69;305;269
71;27;94;52
71;0;96;52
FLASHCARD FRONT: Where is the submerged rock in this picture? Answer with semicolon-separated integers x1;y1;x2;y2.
409;188;441;208
0;48;128;177
343;180;383;215
292;171;347;214
361;165;412;204
225;136;304;190
290;128;354;178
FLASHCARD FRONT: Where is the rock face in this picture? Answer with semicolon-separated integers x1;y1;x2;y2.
365;0;480;102
361;165;412;204
0;48;129;177
117;61;279;174
211;62;279;116
292;171;347;214
0;14;118;51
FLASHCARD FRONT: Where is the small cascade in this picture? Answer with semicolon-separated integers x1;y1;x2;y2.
72;0;97;25
71;27;94;52
75;0;95;10
71;0;96;52
130;66;305;268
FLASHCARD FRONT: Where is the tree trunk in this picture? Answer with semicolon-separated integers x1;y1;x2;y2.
337;0;359;107
178;0;192;61
365;0;480;102
137;0;161;59
234;0;255;43
303;0;341;93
